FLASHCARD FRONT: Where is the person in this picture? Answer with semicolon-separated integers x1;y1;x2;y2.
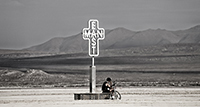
102;77;115;99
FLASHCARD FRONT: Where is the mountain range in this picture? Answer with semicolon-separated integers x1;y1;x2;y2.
24;25;200;53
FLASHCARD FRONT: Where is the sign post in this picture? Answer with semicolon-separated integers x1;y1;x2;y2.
82;19;105;93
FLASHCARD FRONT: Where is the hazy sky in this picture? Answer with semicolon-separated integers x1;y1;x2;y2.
0;0;200;49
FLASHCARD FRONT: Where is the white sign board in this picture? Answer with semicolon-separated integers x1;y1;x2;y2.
82;19;105;57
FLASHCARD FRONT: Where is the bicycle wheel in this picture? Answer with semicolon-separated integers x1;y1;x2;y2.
114;91;121;100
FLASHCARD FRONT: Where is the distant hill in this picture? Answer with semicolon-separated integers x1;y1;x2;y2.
24;25;200;53
173;25;200;43
0;69;77;87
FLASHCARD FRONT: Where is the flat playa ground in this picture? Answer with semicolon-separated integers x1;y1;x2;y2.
0;87;200;107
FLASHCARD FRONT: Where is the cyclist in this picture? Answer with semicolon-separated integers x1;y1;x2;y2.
102;77;114;99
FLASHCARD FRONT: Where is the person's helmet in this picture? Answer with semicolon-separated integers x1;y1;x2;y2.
106;77;111;81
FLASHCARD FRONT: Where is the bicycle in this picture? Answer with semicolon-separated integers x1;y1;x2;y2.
111;81;121;100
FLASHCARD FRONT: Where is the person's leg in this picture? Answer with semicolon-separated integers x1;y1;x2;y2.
110;89;115;99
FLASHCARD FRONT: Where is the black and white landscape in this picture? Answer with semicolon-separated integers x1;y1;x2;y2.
1;0;200;106
0;25;200;88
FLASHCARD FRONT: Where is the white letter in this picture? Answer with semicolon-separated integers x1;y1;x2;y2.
97;30;103;38
91;21;96;30
83;30;90;38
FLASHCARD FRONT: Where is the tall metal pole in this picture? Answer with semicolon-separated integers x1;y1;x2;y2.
90;56;96;93
83;19;105;93
92;56;95;67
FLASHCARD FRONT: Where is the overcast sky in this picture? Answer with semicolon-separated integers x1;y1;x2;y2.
0;0;200;49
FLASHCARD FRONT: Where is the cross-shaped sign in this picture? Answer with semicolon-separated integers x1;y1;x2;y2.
82;19;105;57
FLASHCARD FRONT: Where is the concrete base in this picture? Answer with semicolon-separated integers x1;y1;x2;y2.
74;93;110;100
